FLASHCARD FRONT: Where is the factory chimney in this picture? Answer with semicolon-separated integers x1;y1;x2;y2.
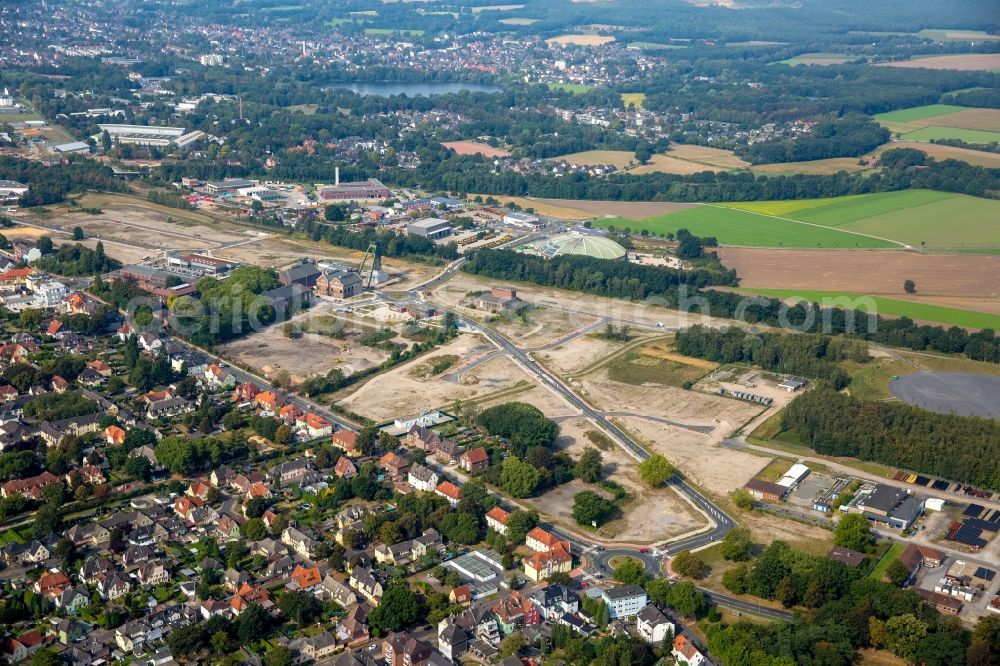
335;167;340;187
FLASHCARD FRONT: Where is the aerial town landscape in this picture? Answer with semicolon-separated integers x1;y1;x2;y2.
0;1;999;665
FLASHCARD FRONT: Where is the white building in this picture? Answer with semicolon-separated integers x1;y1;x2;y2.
601;585;647;619
0;180;28;203
636;605;674;644
34;282;68;308
97;124;203;148
407;463;439;493
503;211;542;228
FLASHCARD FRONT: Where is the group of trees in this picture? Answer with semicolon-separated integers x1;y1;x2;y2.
783;387;1000;490
476;402;559;457
675;325;870;389
710;538;997;666
34;242;118;276
0;156;124;206
154;434;249;476
170;266;280;347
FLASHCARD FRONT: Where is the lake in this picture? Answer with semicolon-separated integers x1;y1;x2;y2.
323;81;502;97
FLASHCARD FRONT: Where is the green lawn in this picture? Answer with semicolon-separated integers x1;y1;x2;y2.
597;206;897;248
0;111;41;123
732;288;1000;330
901;126;1000;144
547;82;595;93
873;104;966;123
722;190;1000;249
870;542;905;580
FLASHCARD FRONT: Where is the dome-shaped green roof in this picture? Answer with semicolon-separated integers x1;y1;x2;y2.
540;233;627;261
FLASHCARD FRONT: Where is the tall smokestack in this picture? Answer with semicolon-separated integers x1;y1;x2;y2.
335;167;340;187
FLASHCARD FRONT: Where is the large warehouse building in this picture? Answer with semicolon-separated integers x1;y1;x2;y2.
537;233;627;261
407;218;453;240
97;124;204;148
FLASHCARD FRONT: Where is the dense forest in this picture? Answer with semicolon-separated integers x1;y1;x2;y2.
783;388;1000;489
463;249;1000;364
0;156;124;206
675;325;867;389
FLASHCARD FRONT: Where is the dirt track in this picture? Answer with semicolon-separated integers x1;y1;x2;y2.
717;248;1000;297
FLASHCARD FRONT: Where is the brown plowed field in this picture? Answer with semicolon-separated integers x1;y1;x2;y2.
530;198;699;218
717;248;1000;297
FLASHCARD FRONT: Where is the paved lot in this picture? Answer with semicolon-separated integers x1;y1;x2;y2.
890;372;1000;419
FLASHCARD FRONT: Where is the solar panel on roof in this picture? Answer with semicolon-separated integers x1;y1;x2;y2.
974;567;996;581
963;504;984;518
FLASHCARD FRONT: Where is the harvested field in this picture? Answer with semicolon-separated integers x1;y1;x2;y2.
466;195;594;221
777;52;852;66
716;248;1000;297
529;198;699;219
876;141;1000;168
546;34;616;46
499;17;538;25
556;150;635;168
443;141;511;158
471;4;524;12
751;157;872;175
337;335;531;421
875;54;1000;71
631;155;721;175
666;144;750;169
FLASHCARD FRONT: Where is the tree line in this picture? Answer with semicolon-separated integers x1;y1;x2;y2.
783;387;1000;490
675;325;869;389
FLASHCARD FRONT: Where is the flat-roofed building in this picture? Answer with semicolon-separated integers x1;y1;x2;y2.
97;124;203;148
407;218;453;240
319;178;390;202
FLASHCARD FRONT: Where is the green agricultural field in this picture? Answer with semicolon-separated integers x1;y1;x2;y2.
874;104;966;123
597;206;896;249
547;82;595;93
733;288;1000;330
722;190;1000;249
901;126;1000;143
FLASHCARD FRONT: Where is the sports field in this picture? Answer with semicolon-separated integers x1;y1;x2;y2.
597;190;1000;249
732;288;1000;330
547;82;595;94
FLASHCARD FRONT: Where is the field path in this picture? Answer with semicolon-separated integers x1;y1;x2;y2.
703;204;909;249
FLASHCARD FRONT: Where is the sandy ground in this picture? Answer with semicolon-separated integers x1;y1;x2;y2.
338;334;531;421
716;248;1000;297
220;302;392;383
503;413;711;543
442;141;511;158
546;34;616;46
615;415;768;496
490;305;600;349
536;334;649;376
875;54;1000;71
528;198;699;219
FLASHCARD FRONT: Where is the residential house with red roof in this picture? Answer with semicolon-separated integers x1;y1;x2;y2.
485;507;510;536
435;481;462;507
460;447;490;472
